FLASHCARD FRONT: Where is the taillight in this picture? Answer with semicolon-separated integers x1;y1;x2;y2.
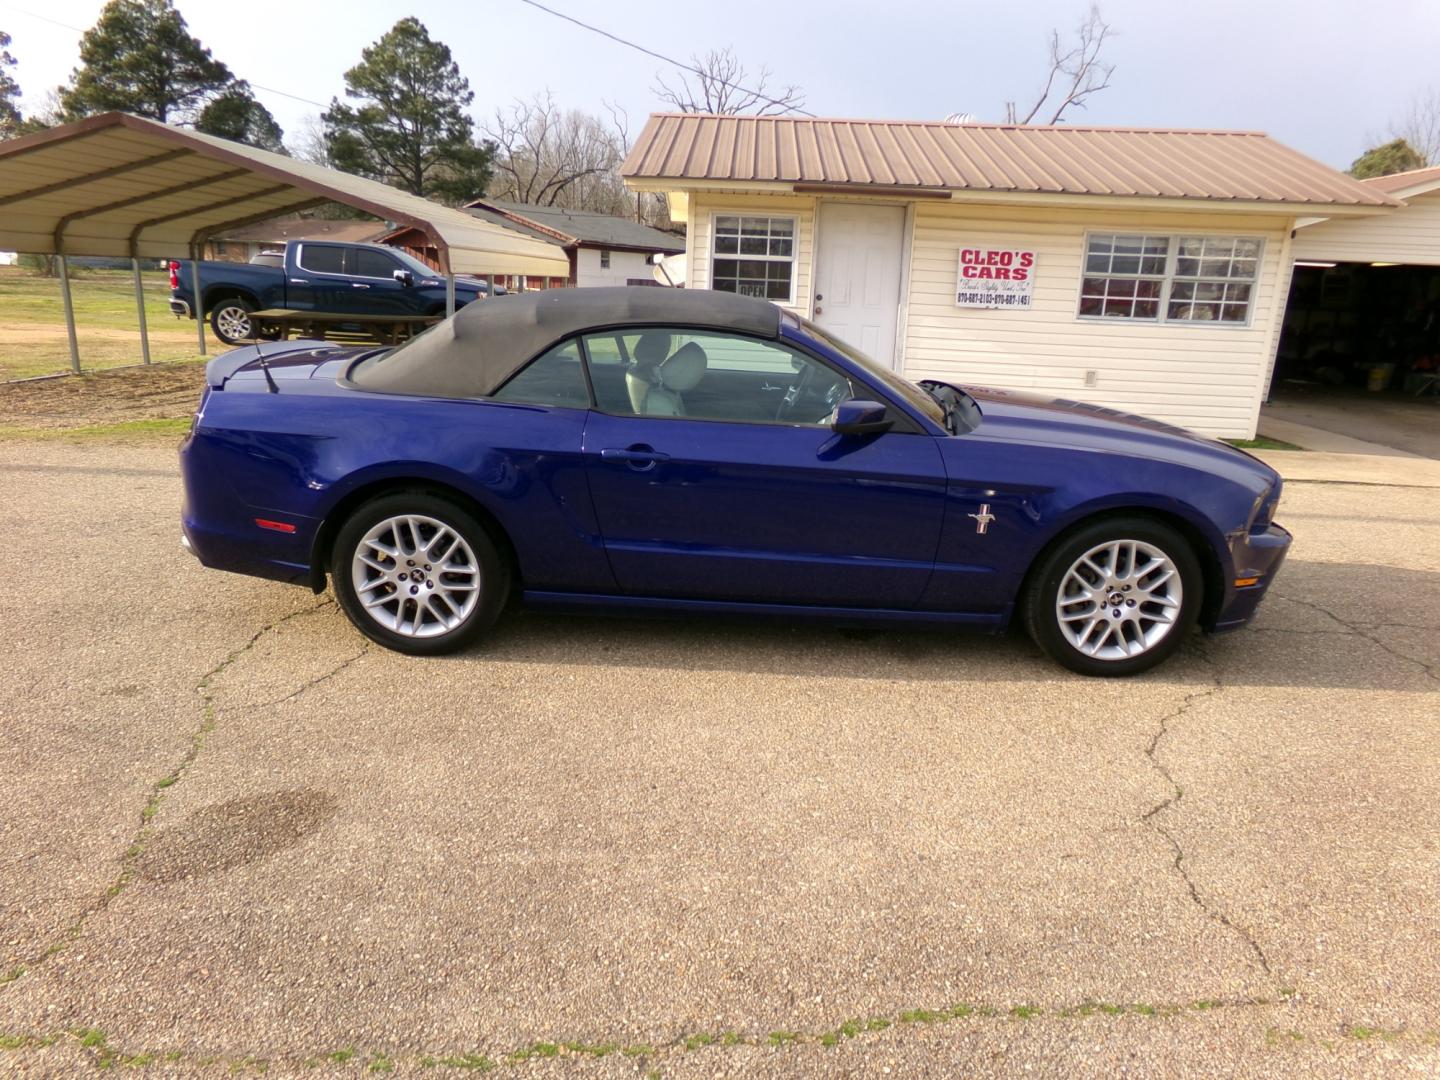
169;260;179;290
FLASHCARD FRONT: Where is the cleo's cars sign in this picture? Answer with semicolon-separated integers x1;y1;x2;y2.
956;247;1036;309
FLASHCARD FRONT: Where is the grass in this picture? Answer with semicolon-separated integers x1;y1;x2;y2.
1225;435;1305;451
11;998;1433;1072
0;416;193;441
0;266;211;380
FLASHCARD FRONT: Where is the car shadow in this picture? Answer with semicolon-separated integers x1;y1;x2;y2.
434;559;1439;693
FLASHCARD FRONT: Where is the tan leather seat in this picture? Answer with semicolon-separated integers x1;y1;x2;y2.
625;340;707;416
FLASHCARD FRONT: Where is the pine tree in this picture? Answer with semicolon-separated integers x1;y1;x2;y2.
196;81;284;152
1348;138;1428;179
1;30;23;138
323;18;494;203
59;0;231;123
58;0;283;150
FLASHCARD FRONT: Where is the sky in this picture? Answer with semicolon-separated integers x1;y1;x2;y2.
1;0;1437;170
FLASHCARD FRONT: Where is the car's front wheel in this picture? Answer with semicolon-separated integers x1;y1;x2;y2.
332;493;509;655
1023;516;1201;677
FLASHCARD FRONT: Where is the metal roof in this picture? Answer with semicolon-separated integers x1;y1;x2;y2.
468;199;686;252
1362;164;1440;198
0;112;570;276
622;114;1401;209
215;216;392;245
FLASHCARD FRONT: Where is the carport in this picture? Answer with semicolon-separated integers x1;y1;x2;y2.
0;112;571;372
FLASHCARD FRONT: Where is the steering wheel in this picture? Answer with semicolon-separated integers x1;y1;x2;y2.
775;364;850;423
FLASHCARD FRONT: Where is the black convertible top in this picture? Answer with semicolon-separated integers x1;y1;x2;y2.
348;286;783;400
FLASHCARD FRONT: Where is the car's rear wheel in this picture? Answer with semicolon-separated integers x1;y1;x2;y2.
210;297;257;345
1023;516;1201;677
332;493;509;656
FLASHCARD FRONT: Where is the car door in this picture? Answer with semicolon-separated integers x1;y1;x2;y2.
344;247;412;315
579;327;947;609
291;243;349;312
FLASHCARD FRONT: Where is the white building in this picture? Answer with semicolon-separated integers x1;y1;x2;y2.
462;200;683;291
622;114;1401;438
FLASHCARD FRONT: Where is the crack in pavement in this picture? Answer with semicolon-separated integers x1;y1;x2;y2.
0;992;1307;1073
244;644;371;714
1140;642;1272;975
0;597;336;990
1274;593;1440;685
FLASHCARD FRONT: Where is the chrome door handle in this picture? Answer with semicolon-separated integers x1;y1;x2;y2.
288;278;309;284
351;283;370;289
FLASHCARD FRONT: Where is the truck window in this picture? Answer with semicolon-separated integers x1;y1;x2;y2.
350;248;401;278
299;245;345;274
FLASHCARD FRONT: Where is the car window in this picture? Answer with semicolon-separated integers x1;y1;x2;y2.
349;248;401;278
298;245;345;274
580;328;853;425
797;317;945;428
491;340;589;408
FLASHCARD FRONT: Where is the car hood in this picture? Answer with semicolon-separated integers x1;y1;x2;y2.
962;384;1277;489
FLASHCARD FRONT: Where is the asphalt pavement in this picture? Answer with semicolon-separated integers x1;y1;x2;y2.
1;438;1437;1077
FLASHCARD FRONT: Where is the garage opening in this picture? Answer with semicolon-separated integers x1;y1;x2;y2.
1272;262;1440;398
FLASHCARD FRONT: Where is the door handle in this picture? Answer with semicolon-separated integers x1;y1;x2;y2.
351;283;370;289
600;446;670;470
288;278;309;285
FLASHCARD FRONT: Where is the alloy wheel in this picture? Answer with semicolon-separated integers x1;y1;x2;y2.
1055;539;1183;660
215;304;253;341
350;514;481;638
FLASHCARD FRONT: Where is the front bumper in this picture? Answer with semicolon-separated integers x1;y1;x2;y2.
1210;522;1292;632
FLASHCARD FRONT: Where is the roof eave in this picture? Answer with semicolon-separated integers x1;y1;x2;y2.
1381;179;1440;201
623;174;1397;216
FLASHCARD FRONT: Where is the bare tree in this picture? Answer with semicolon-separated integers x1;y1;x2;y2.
606;101;670;227
288;113;332;166
1005;4;1115;125
486;92;629;210
653;46;804;116
1392;87;1440;165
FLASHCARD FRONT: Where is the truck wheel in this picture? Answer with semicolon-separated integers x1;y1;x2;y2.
210;298;256;345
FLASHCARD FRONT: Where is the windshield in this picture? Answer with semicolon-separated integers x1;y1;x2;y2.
795;317;946;427
388;248;441;278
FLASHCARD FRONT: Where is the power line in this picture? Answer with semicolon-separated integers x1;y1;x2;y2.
0;3;328;109
515;0;813;118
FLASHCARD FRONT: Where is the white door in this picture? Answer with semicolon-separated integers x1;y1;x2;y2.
814;203;905;368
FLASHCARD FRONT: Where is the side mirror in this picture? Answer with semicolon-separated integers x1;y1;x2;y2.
830;399;893;436
393;269;413;287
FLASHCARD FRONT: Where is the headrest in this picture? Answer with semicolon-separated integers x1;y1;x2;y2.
658;342;707;392
632;332;673;367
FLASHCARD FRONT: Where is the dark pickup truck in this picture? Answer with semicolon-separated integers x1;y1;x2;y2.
170;240;501;344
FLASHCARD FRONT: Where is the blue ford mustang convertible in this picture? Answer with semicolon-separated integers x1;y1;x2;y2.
179;287;1290;676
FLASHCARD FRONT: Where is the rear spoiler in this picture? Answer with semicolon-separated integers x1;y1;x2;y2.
204;341;330;389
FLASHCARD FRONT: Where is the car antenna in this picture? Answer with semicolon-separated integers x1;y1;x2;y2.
253;334;279;394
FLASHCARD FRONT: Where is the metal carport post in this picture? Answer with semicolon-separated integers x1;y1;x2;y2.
190;246;205;355
56;255;80;374
132;258;151;364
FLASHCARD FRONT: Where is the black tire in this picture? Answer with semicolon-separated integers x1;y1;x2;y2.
331;492;510;656
1022;515;1202;677
209;296;257;345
